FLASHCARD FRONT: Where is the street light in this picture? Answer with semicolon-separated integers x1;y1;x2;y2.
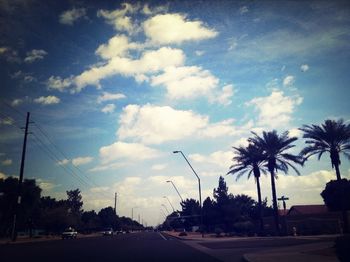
163;196;175;213
131;207;138;232
161;204;170;215
173;150;203;237
166;180;184;202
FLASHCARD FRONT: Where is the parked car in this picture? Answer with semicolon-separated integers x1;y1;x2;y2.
102;228;114;236
62;227;78;239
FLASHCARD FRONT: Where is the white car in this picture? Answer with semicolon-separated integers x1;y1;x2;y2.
102;228;114;236
62;227;78;239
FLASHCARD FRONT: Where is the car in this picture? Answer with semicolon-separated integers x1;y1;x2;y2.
61;227;78;239
102;228;114;236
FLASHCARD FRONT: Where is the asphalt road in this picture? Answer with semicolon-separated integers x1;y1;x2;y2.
0;232;221;262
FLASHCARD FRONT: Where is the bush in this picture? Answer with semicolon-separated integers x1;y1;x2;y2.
233;221;254;234
335;235;350;262
214;227;223;237
178;232;187;236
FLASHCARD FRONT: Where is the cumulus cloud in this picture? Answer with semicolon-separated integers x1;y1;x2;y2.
72;156;93;166
97;3;139;33
143;13;218;44
0;46;20;63
189;150;233;169
59;8;87;25
0;172;7;179
247;90;303;128
24;49;47;63
283;75;295;87
101;104;115;114
74;47;185;91
117;104;208;144
300;64;309;72
213;84;234;106
97;92;126;103
95;34;142;60
57;159;69;166
151;66;218;99
239;6;249;14
11;99;23;107
11;70;36;83
142;3;168;15
47;76;73;92
151;164;167;171
99;141;161;163
34;96;60;105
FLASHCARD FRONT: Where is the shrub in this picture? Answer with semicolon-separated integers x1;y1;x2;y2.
335;235;350;262
178;232;187;236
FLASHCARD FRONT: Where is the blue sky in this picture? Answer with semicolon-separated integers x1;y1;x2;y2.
0;0;350;226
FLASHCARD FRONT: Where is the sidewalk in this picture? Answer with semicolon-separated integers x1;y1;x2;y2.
163;231;339;262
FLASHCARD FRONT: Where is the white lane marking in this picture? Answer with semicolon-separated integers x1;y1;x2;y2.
158;232;167;240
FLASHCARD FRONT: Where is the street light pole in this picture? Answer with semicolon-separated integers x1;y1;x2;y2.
163;196;175;213
173;150;203;237
161;204;170;215
166;180;184;202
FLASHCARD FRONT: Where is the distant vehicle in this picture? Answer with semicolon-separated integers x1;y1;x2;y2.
116;230;125;235
62;227;78;239
102;228;114;236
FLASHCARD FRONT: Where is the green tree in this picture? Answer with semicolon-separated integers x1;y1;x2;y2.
180;198;200;231
321;179;350;211
249;130;303;234
299;119;350;181
228;143;267;233
98;207;118;229
66;189;83;228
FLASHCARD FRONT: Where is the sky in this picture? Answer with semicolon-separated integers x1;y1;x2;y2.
0;0;350;226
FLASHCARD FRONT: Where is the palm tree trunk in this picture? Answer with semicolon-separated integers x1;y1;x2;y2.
334;163;349;233
270;169;280;235
256;177;264;234
334;163;342;181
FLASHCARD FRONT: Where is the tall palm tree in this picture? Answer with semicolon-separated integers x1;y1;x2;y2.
227;143;267;233
249;130;303;235
299;119;350;180
299;119;350;233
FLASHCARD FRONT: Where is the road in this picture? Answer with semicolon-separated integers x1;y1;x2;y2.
0;232;221;262
0;232;336;262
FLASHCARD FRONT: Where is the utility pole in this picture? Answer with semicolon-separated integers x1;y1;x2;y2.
11;112;31;241
114;192;117;215
278;195;289;216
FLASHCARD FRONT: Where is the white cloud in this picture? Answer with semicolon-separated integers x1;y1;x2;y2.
142;3;168;15
72;156;93;166
247;90;303;128
289;128;302;137
239;6;249;15
283;75;295;87
117;104;208;144
151;66;218;100
101;104;115;114
74;47;185;92
36;179;57;192
151;164;167;171
0;172;7;179
90;186;109;193
148;175;196;191
24;49;47;63
1;159;12;166
213;84;234;106
34;96;60;105
195;50;205;56
89;162;127;172
300;64;310;72
97;92;126;103
0;117;14;126
59;8;87;25
97;3;139;33
95;34;142;60
47;76;73;92
11;71;36;83
0;46;20;63
189;150;233;169
99;141;161;164
143;13;218;44
57;159;69;166
11;99;23;107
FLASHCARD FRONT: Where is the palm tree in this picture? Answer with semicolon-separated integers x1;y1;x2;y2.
299;119;350;181
227;143;267;233
299;119;350;233
248;130;303;234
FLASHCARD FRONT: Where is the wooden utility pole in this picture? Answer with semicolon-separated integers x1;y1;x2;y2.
11;112;31;241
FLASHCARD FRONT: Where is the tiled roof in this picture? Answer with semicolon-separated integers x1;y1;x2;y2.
287;205;328;215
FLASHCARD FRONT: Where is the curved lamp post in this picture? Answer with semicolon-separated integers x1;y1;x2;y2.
163;196;175;213
166;180;184;203
173;150;203;237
